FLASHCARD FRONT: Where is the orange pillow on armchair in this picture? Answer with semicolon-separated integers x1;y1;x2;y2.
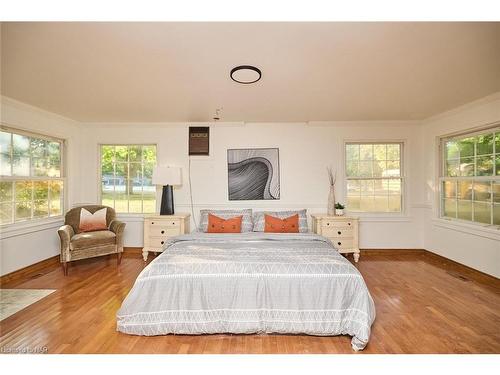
207;214;243;233
264;214;299;233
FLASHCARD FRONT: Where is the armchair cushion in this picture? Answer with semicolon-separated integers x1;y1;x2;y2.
70;230;116;250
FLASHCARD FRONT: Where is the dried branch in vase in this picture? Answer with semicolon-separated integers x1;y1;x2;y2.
327;167;336;216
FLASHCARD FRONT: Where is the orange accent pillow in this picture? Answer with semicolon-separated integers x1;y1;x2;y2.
264;214;299;233
207;214;243;233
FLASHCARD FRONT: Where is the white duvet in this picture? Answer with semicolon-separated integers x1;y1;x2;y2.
117;232;376;350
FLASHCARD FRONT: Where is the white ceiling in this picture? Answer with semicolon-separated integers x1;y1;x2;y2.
1;22;500;122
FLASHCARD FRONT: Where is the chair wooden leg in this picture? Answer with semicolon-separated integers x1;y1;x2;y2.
117;252;122;265
61;262;68;276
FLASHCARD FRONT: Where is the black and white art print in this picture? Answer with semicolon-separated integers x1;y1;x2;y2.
227;148;280;201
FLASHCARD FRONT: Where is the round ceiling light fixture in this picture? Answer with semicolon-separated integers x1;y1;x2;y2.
230;65;262;84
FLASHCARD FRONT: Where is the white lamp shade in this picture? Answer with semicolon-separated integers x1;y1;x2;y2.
152;166;182;186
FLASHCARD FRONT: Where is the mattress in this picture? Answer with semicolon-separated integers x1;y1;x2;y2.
116;232;376;350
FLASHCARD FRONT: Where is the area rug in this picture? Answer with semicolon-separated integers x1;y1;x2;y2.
0;289;56;321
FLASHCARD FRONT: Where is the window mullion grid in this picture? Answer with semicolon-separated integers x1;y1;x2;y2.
491;179;494;226
346;176;401;180
442;129;500;226
494;131;497;176
11;179;16;223
99;144;156;214
112;147;117;210
472;138;477;222
2;129;64;225
345;142;402;213
28;136;33;214
141;146;144;213
492;131;496;225
472;180;475;223
126;146;130;213
9;132;13;176
48;179;51;218
28;136;34;220
30;178;34;220
346;176;402;213
2;175;61;181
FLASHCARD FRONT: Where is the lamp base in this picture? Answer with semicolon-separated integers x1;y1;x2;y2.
160;185;174;215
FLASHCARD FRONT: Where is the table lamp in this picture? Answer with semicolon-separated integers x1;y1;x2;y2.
152;166;182;215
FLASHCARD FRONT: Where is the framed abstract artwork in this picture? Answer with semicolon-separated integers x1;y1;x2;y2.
227;148;280;200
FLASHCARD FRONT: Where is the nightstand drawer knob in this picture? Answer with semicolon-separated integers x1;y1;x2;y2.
161;230;165;234
172;222;175;225
337;242;341;245
151;222;154;224
348;223;351;226
338;231;341;235
161;241;164;245
327;223;330;226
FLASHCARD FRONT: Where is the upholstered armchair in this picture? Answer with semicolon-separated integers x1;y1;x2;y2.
58;205;126;275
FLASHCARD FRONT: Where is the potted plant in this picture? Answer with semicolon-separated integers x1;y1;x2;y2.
334;202;345;216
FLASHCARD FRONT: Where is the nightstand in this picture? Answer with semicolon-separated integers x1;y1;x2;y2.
142;213;190;261
311;214;360;262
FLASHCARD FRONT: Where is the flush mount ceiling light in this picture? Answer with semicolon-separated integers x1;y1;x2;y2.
230;65;262;84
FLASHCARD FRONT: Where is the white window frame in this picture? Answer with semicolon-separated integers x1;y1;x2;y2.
98;143;158;214
438;124;499;228
344;141;405;215
0;125;66;227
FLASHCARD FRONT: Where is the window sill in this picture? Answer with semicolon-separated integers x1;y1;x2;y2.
0;216;64;240
345;212;413;222
115;213;149;222
431;218;500;241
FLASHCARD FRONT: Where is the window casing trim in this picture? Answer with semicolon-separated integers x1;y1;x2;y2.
0;124;65;143
437;123;499;228
343;139;407;215
0;126;66;227
97;143;158;214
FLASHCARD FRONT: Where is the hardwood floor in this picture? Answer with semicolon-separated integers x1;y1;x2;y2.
1;251;499;354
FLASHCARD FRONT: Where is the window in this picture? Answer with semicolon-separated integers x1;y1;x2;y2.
345;142;403;213
0;127;64;225
100;145;157;213
440;127;500;226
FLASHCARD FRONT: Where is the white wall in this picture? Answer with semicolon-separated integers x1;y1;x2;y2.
0;97;82;275
2;93;499;278
421;93;500;278
79;121;425;249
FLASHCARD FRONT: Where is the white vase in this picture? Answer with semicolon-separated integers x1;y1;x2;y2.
327;186;335;216
335;209;344;216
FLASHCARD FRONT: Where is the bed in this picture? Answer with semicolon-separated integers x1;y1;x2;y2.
116;232;376;350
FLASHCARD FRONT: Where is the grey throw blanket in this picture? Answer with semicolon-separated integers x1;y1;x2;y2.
117;232;376;350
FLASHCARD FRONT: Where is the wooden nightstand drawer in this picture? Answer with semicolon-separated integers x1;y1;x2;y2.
311;214;360;262
149;226;181;237
322;227;354;238
148;236;169;248
322;220;355;228
142;214;191;262
331;238;354;250
148;219;180;227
